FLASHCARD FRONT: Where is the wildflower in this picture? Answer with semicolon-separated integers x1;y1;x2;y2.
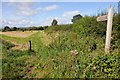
70;50;78;55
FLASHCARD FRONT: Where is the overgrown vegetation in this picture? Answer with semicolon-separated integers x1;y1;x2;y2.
2;40;37;78
1;12;120;78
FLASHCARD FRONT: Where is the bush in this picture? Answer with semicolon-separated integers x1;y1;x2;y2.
83;52;119;78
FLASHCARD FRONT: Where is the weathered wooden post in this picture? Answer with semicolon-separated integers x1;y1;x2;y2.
97;8;114;53
105;8;114;53
29;40;32;51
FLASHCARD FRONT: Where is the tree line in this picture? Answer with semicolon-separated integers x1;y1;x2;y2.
2;14;83;32
2;26;48;32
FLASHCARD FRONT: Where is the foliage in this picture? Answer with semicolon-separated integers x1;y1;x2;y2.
2;40;36;78
1;12;120;78
51;19;58;26
47;24;73;31
2;26;11;32
11;27;18;31
72;14;83;23
2;26;49;32
83;52;119;78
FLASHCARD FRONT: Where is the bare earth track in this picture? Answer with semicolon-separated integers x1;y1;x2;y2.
0;31;38;38
1;31;52;50
1;31;38;50
5;39;29;50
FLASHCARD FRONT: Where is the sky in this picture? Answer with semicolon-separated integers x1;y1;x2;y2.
1;1;119;28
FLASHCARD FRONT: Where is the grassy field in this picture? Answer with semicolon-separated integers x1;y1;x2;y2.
1;14;120;78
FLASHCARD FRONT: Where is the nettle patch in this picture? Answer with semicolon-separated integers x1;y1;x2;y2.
83;52;119;78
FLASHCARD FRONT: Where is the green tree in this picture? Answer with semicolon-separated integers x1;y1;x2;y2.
12;27;17;31
51;19;58;26
37;27;44;30
43;26;48;30
3;26;11;32
72;14;83;23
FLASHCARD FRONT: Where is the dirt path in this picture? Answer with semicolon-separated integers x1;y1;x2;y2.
4;39;29;50
0;31;39;50
1;31;53;50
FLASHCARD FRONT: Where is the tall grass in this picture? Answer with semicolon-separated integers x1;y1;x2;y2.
1;13;120;78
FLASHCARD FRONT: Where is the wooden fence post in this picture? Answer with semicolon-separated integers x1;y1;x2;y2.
105;8;114;53
29;40;32;51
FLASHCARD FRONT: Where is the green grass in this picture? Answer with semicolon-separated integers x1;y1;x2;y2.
1;31;52;52
1;14;120;78
2;40;39;78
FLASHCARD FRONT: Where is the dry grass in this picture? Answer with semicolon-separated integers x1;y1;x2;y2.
0;31;38;38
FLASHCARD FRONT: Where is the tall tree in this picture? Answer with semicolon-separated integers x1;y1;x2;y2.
3;26;11;31
72;14;83;23
51;19;58;26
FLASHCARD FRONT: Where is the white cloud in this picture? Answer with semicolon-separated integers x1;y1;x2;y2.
38;11;80;26
56;11;80;24
1;10;80;28
44;5;59;11
62;11;80;17
39;17;53;26
16;3;36;16
7;3;59;16
8;2;36;16
36;5;59;11
16;10;36;16
2;19;37;28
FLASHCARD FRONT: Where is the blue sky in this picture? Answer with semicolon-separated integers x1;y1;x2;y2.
1;2;118;28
